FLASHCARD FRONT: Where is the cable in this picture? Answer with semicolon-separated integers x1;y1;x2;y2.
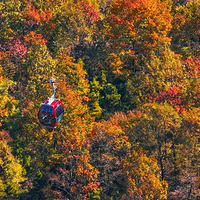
1;74;199;123
0;64;196;88
1;74;200;97
61;75;200;91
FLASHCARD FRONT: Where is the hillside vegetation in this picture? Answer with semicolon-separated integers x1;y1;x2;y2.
0;0;200;199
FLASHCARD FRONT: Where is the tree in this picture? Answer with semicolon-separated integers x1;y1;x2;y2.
88;71;121;119
0;130;26;199
113;102;200;199
90;117;168;199
0;65;26;198
105;0;172;46
171;0;200;58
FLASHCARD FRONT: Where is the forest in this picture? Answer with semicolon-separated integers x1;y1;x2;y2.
0;0;200;199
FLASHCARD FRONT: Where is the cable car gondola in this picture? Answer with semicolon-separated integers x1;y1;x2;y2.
38;77;64;128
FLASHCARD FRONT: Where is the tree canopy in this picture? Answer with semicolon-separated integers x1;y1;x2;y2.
0;0;200;199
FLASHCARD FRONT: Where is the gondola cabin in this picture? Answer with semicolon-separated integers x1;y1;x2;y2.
38;99;64;128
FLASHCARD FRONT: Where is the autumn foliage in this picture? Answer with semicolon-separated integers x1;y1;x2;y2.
0;0;200;199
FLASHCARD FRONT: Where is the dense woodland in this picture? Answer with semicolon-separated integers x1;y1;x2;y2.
0;0;200;199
